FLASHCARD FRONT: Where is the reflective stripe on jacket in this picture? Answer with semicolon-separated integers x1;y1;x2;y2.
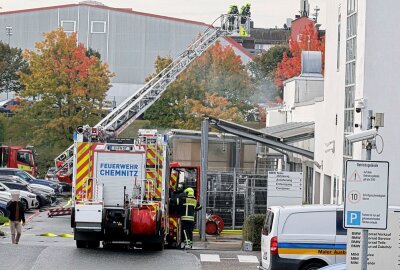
178;195;201;222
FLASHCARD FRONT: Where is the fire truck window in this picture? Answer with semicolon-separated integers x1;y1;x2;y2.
175;168;197;191
17;152;31;165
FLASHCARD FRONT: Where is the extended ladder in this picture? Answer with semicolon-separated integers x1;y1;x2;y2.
54;14;250;171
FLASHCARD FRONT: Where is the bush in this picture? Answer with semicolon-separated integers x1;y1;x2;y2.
0;216;9;225
242;214;266;251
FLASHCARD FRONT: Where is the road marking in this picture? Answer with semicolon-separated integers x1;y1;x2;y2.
200;254;221;262
237;255;259;263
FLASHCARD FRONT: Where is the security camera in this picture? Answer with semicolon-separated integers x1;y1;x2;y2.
345;129;377;143
355;100;365;113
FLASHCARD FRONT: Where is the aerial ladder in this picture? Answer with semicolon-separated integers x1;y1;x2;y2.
54;14;251;176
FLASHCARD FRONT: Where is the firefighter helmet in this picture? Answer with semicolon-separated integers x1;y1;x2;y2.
184;187;194;197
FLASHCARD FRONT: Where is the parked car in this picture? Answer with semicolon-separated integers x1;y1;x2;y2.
320;263;346;270
45;167;57;180
0;182;39;211
1;181;53;208
0;168;63;195
260;205;347;270
0;200;9;217
0;175;55;196
0;106;13;116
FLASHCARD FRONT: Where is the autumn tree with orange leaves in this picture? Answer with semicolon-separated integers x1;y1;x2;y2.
4;28;113;166
274;22;325;90
144;41;254;129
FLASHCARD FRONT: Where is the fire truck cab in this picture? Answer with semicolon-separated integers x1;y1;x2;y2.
0;145;38;176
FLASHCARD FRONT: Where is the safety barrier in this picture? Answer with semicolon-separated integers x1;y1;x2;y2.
48;206;72;217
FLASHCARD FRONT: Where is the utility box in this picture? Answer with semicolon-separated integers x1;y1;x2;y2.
243;241;253;251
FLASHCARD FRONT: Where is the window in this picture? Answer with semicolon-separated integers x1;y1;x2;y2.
336;211;347;235
61;21;76;33
332;176;340;204
17;152;31;165
346;38;356;61
91;21;106;33
347;14;357;38
347;0;357;15
304;166;313;204
337;5;342;71
262;210;274;235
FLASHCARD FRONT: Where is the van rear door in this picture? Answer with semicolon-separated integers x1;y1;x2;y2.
261;209;276;269
335;210;347;263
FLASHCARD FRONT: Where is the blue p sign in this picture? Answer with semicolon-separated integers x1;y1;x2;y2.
347;211;361;226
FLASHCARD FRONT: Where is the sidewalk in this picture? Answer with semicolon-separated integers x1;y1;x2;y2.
192;233;243;251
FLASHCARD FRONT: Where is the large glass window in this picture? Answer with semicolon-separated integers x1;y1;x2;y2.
347;14;357;38
347;0;357;14
337;5;342;71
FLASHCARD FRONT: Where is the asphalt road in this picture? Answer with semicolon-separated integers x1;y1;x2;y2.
0;208;259;270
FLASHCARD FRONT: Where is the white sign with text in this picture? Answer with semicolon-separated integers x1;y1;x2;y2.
344;160;389;229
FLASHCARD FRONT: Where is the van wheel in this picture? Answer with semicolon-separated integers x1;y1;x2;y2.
301;261;327;270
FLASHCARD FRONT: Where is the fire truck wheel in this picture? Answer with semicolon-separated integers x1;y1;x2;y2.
143;242;164;251
76;240;87;248
88;241;100;249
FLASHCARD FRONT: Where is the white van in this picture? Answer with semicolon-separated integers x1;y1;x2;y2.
260;205;346;270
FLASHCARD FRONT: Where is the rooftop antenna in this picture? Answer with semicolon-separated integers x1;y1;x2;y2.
299;0;310;17
313;5;321;23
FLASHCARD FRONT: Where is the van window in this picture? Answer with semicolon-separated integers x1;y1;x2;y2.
336;210;347;235
262;210;274;235
283;211;336;235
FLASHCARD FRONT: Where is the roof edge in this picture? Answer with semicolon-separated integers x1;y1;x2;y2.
0;3;210;27
223;36;254;60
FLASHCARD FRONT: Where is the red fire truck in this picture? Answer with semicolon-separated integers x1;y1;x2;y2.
0;145;38;176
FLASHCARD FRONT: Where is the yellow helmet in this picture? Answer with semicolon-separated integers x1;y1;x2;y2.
184;187;194;196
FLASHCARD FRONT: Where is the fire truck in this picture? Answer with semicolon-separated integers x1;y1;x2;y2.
0;145;38;176
71;126;200;249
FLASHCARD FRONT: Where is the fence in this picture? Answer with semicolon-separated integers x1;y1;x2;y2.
206;169;268;229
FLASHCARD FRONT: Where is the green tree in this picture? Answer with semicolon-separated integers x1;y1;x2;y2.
3;28;114;174
144;42;254;129
248;45;290;81
0;41;28;96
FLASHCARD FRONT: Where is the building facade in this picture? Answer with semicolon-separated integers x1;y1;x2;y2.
0;2;252;104
265;0;400;207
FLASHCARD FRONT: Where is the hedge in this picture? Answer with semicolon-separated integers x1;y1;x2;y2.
242;214;266;251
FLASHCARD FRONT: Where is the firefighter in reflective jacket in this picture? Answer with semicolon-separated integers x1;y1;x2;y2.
177;187;201;248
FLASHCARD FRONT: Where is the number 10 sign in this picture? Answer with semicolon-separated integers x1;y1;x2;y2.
344;160;389;230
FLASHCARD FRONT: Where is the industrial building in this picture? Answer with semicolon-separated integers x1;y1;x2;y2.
0;1;252;104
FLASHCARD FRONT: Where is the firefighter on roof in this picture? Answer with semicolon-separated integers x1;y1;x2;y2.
176;187;201;248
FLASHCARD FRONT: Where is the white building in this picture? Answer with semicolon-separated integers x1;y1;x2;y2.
266;0;400;206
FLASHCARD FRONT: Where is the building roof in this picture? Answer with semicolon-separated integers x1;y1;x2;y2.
0;3;208;27
249;28;290;44
260;122;314;143
0;3;253;60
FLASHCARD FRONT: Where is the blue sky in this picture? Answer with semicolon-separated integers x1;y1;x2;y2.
0;0;327;28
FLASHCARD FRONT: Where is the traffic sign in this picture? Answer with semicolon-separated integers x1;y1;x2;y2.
344;160;389;229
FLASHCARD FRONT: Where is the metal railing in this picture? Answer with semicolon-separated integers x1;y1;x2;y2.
206;169;268;229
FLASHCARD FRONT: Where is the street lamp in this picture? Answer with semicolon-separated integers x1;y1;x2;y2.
5;26;13;45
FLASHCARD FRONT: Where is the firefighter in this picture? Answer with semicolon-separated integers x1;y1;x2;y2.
227;5;239;31
240;3;251;36
177;187;201;248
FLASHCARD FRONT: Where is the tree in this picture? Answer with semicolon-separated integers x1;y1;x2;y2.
144;41;254;129
248;45;290;81
16;28;113;147
274;22;325;90
0;42;28;96
182;93;243;129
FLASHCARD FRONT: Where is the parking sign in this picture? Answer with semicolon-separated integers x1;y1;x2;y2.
344;160;389;229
